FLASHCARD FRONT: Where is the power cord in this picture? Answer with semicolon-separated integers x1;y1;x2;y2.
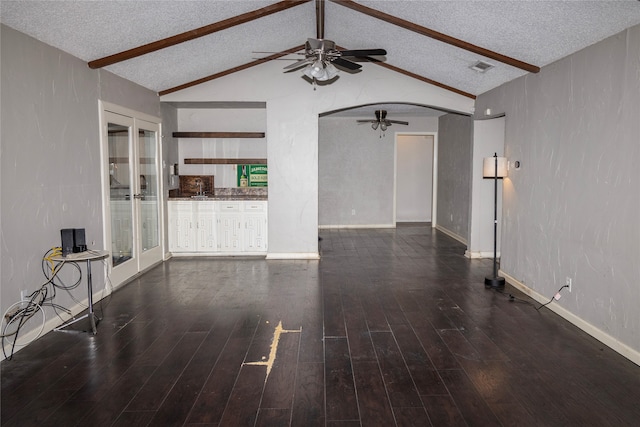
491;284;570;311
535;284;570;311
4;246;111;359
2;247;77;359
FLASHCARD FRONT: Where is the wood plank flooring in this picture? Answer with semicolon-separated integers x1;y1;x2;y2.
2;225;640;426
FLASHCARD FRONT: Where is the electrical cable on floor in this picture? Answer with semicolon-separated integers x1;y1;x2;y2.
4;246;112;359
494;288;537;307
491;283;570;312
2;247;82;360
535;284;569;311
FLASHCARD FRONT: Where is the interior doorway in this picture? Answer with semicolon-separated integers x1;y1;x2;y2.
395;133;437;224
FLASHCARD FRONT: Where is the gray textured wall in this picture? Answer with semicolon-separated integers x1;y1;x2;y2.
436;114;473;242
319;115;438;227
0;25;159;343
475;25;640;355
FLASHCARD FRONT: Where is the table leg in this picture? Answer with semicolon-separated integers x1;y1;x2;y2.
86;259;97;334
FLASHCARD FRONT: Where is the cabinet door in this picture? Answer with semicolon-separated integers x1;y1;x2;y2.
243;201;267;252
244;214;267;251
196;203;217;252
169;202;196;252
218;214;242;252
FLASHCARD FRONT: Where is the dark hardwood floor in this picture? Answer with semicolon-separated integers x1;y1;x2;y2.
2;225;640;426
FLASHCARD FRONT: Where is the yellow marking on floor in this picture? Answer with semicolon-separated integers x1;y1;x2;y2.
244;320;302;382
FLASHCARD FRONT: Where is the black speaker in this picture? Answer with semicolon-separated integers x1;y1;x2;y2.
61;229;74;256
73;228;87;253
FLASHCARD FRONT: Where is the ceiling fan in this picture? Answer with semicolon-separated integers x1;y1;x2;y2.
357;110;408;137
284;38;386;84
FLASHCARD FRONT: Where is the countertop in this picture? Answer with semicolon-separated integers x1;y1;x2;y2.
168;187;267;201
168;195;267;201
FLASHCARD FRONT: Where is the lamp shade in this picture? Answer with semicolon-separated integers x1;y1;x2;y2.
303;61;338;81
483;156;508;178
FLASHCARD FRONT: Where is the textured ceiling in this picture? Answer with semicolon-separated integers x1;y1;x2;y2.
2;0;640;102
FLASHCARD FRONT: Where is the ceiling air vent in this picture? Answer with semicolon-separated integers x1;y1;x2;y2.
470;60;494;73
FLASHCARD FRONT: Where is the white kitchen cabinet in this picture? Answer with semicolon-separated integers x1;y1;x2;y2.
168;201;196;252
217;201;242;252
195;202;217;252
168;200;267;255
243;202;268;251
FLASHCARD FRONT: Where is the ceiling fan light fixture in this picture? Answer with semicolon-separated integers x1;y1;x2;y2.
371;122;379;130
380;123;387;131
304;60;338;82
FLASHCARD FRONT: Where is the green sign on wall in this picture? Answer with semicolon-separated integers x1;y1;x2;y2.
237;164;268;187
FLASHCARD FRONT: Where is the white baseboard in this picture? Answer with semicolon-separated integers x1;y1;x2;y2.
434;225;468;245
319;224;395;229
266;252;320;260
502;271;640;366
465;250;501;259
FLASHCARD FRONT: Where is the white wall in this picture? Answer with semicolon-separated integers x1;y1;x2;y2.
436;114;474;243
162;60;474;258
467;117;505;258
475;25;640;362
319;116;438;228
176;108;267;188
0;25;160;355
396;134;434;223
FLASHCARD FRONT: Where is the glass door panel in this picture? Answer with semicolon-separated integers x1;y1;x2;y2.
136;122;162;271
108;122;134;268
138;128;159;252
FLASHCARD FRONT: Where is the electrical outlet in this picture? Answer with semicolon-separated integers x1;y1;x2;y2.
20;289;28;300
566;277;572;292
351;209;356;215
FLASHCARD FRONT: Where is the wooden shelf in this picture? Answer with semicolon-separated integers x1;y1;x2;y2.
110;157;155;164
185;158;267;165
173;132;265;138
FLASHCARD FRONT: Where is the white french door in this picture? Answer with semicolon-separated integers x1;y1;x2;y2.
100;103;163;288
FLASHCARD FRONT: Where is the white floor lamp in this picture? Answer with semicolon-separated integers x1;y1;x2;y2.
483;153;508;288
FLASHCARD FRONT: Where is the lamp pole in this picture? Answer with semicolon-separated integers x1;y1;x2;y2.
485;153;506;288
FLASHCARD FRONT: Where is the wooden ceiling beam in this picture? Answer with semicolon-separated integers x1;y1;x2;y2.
159;45;305;96
374;62;476;99
88;0;311;69
330;0;540;74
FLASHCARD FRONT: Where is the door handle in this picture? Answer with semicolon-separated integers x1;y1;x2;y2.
133;193;145;200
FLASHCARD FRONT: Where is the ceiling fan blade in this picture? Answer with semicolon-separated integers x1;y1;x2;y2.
356;120;375;123
340;49;387;57
333;57;361;70
284;58;314;70
388;120;409;125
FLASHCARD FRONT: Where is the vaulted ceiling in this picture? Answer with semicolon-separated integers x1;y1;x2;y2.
2;0;640;100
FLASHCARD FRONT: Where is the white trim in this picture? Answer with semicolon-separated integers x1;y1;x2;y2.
435;224;467;245
99;101;164;288
266;252;320;260
502;271;640;366
393;132;438;226
169;252;267;257
432;133;439;228
465;250;501;259
319;224;395;229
